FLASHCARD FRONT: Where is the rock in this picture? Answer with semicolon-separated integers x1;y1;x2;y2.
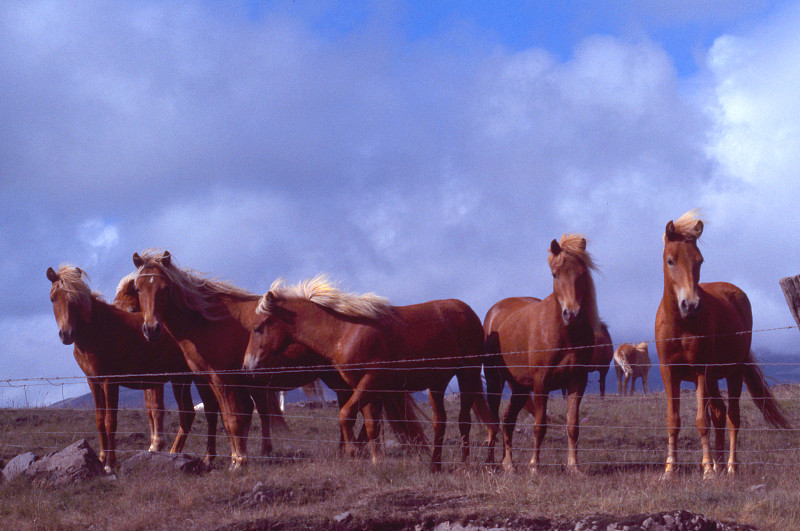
25;439;105;487
2;451;39;482
333;510;352;524
120;451;207;475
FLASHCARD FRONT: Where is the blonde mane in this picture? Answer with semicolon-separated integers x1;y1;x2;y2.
548;233;603;340
134;249;259;321
114;272;136;298
50;265;95;318
258;275;392;320
665;209;704;242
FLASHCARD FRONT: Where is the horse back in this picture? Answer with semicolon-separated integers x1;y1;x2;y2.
392;298;484;359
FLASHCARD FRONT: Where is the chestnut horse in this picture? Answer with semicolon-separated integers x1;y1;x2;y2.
115;272;221;463
656;210;790;478
132;250;286;469
47;265;209;471
484;234;605;473
613;342;650;396
242;276;496;471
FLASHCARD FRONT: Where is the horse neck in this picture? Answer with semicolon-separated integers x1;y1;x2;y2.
221;296;261;329
74;297;125;351
543;292;596;347
282;299;354;362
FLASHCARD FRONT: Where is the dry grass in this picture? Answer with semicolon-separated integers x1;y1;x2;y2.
1;386;799;530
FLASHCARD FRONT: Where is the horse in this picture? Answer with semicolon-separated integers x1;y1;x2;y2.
114;272;221;464
557;321;612;398
613;342;650;395
47;265;208;471
484;234;605;474
242;275;497;471
655;210;791;478
132;250;291;469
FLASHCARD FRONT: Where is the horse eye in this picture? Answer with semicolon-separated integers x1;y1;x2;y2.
666;258;675;267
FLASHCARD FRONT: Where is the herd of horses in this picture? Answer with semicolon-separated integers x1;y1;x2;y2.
46;210;792;478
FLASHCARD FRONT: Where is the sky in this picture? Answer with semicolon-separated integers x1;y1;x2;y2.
2;0;800;406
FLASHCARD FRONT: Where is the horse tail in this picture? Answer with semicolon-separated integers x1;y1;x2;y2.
613;345;633;377
382;391;431;455
743;351;792;429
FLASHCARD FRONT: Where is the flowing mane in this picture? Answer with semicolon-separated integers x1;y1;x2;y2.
115;272;136;298
547;233;603;340
134;249;259;321
259;275;392;320
665;209;704;242
50;265;96;316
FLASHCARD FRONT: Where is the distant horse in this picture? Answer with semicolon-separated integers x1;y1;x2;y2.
242;275;496;471
484;234;605;473
47;265;208;471
132;250;286;469
614;342;650;395
115;272;221;463
655;210;791;478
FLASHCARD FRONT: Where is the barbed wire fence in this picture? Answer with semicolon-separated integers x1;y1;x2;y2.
2;324;799;470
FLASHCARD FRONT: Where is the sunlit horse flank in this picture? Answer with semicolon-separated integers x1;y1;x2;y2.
655;210;791;479
484;233;605;474
47;265;199;472
132;249;285;469
244;275;497;472
114;272;221;464
613;342;651;395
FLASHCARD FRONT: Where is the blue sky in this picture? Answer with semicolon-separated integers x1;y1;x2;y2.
2;1;800;405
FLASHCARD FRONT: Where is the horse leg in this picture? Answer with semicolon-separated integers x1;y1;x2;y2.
599;367;607;398
725;373;744;475
501;390;528;472
249;388;274;456
170;380;196;454
643;371;649;395
624;374;632;396
528;386;549;474
338;375;376;459
483;365;504;464
695;374;714;479
195;382;219;466
429;388;447;472
706;378;727;475
615;366;624;395
661;368;681;480
565;375;587;474
361;398;383;464
144;386;166;452
216;384;253;470
89;380;109;468
103;383;120;471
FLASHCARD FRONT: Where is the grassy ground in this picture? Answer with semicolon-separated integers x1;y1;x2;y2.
1;387;798;530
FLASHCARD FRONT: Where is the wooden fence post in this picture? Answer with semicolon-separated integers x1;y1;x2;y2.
779;275;800;330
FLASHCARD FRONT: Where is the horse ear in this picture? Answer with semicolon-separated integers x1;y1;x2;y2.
693;220;704;239
162;250;171;267
46;267;58;283
132;253;144;268
665;220;677;241
578;237;587;251
550;239;561;255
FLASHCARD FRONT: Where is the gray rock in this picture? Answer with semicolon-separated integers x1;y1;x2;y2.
25;439;105;487
2;451;39;482
333;510;352;523
120;450;207;475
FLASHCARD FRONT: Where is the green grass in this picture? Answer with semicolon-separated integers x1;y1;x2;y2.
1;387;798;530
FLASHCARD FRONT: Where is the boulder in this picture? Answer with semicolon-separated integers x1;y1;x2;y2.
2;451;39;482
25;439;105;487
120;451;207;475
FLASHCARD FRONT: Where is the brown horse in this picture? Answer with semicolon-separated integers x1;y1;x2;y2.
242;276;496;471
132;250;287;469
115;272;221;463
484;234;605;474
47;265;207;471
655;210;790;478
613;342;650;395
558;321;612;398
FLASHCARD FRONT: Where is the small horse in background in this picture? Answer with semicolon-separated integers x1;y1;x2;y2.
47;266;201;471
655;210;791;479
243;275;497;471
484;234;605;474
132;250;286;469
614;342;650;395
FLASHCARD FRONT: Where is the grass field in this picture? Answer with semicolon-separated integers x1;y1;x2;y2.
1;386;798;530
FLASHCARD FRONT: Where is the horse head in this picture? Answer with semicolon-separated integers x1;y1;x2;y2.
113;273;140;312
548;234;597;328
663;211;704;319
132;250;173;342
243;291;296;373
47;265;91;345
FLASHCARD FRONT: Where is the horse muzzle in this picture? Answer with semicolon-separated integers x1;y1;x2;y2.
561;307;581;327
59;328;75;345
142;321;163;342
679;298;702;319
